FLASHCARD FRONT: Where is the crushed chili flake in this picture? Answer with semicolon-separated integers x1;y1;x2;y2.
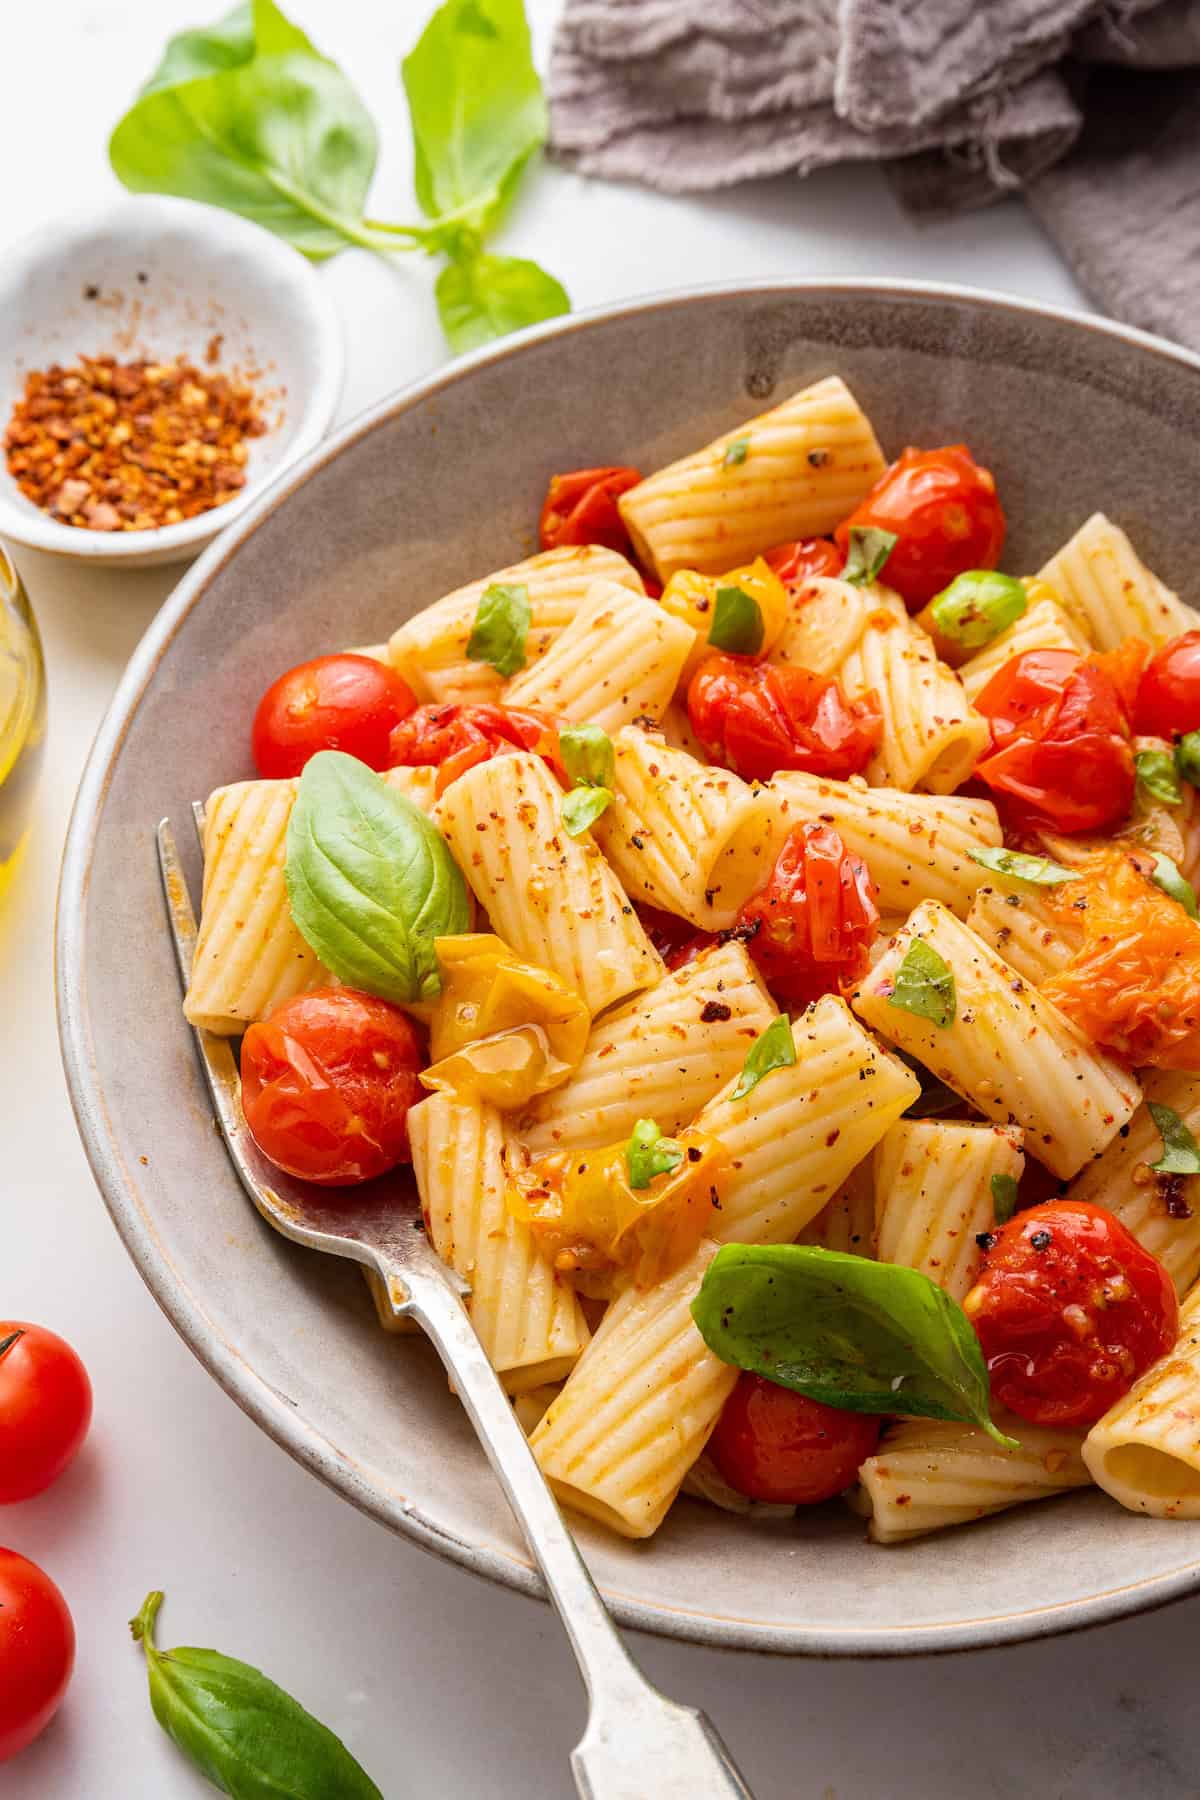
4;352;266;532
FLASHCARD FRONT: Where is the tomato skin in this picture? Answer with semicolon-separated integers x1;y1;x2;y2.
0;1325;92;1504
539;466;642;553
736;823;879;1007
634;905;715;971
686;654;882;783
710;1373;882;1505
762;537;843;590
0;1549;74;1764
388;702;566;796
834;445;1006;609
1135;630;1200;738
240;989;425;1187
965;1200;1178;1429
252;655;417;779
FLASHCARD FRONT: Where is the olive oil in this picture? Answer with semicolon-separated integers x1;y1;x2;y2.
0;548;45;907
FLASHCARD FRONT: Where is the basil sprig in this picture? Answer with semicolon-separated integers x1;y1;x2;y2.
990;1172;1019;1224
1176;731;1200;787
1150;852;1199;918
928;571;1027;649
625;1118;685;1189
731;1014;796;1101
558;723;615;837
1149;1103;1200;1176
1135;748;1183;807
722;438;749;468
110;0;568;354
691;1244;1018;1447
131;1591;383;1799
967;846;1076;887
708;585;765;656
467;581;530;677
841;526;897;586
887;940;956;1028
286;751;470;1004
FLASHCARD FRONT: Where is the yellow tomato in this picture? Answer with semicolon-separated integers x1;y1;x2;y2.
420;934;589;1109
661;557;789;687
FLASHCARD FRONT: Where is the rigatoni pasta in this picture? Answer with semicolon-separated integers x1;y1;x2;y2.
1038;512;1191;650
1083;1286;1200;1518
503;580;694;731
856;1417;1090;1543
873;1119;1024;1303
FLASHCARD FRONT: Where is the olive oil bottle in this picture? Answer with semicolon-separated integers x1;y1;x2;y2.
0;547;45;907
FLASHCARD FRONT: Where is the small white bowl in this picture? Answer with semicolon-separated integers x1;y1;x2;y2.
0;195;343;568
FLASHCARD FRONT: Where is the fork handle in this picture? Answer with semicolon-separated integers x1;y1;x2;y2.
391;1260;753;1800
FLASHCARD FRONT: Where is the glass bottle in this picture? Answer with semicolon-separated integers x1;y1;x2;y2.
0;546;46;907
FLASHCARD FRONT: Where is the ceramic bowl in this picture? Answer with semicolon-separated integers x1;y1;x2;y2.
57;282;1200;1654
0;195;342;568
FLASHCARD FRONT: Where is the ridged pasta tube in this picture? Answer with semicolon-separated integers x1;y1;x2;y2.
386;545;643;705
1038;513;1191;651
855;1417;1090;1543
797;1158;877;1256
502;580;695;732
851;901;1141;1179
965;884;1081;987
957;597;1087;703
617;376;887;580
1083;1286;1200;1518
768;576;873;677
1068;1071;1200;1296
435;750;661;1016
873;1119;1024;1303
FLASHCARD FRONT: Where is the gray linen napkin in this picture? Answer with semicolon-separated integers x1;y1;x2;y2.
549;0;1200;348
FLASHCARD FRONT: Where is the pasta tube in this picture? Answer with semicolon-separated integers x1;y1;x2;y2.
1083;1286;1200;1518
855;1417;1090;1543
503;580;695;732
768;576;873;677
965;884;1082;987
957;596;1087;703
797;1158;876;1257
1038;513;1191;651
873;1119;1024;1303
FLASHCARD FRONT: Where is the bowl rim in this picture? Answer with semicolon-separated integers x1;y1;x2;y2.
55;276;1200;1655
0;194;344;560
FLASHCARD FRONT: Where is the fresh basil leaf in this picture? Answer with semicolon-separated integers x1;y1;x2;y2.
466;581;530;676
286;751;470;1004
990;1173;1019;1224
731;1014;796;1102
1176;731;1200;788
560;785;613;837
435;249;569;353
967;846;1076;887
1150;852;1199;918
560;723;614;791
1148;1103;1200;1176
138;3;257;94
625;1118;685;1189
708;585;764;656
131;1591;382;1800
691;1244;1017;1447
1136;748;1183;807
887;940;956;1028
929;571;1027;649
722;438;749;468
841;526;897;586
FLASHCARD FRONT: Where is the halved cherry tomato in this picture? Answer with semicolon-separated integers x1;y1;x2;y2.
539;466;642;553
762;537;843;591
973;647;1135;833
965;1200;1178;1429
736;823;879;1008
388;702;566;796
709;1373;882;1505
252;655;417;779
1135;630;1200;739
0;1549;74;1764
834;445;1006;609
0;1324;92;1504
240;989;425;1186
686;655;882;783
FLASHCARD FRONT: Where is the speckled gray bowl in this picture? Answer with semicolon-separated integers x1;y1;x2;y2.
57;281;1200;1655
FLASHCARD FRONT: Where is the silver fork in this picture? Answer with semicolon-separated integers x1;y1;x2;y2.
158;818;753;1800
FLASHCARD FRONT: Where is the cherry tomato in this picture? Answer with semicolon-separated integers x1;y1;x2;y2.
709;1373;882;1505
964;1200;1178;1429
539;466;642;553
973;647;1135;833
252;655;417;779
686;655;882;783
1135;630;1200;739
0;1325;92;1504
762;537;843;591
736;823;879;1007
240;989;425;1186
388;701;566;796
635;905;715;970
0;1549;74;1763
834;445;1006;609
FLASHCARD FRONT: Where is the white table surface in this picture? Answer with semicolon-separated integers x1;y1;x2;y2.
4;4;1197;1796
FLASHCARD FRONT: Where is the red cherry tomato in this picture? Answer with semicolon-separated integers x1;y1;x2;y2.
0;1549;74;1764
0;1325;92;1504
388;701;566;796
710;1373;882;1505
762;537;843;591
686;655;882;783
539;466;642;553
965;1200;1178;1429
240;989;425;1187
1135;630;1200;738
736;823;879;1007
252;655;417;779
834;445;1006;609
635;905;715;970
973;647;1135;833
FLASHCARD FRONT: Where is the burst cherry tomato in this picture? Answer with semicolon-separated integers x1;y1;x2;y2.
973;647;1135;833
736;823;879;1007
834;445;1006;609
762;537;843;591
0;1325;92;1504
539;466;642;553
635;905;715;970
964;1200;1178;1429
0;1549;74;1763
252;655;417;779
1135;630;1200;739
710;1373;882;1505
240;989;425;1186
388;702;566;795
686;655;882;783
